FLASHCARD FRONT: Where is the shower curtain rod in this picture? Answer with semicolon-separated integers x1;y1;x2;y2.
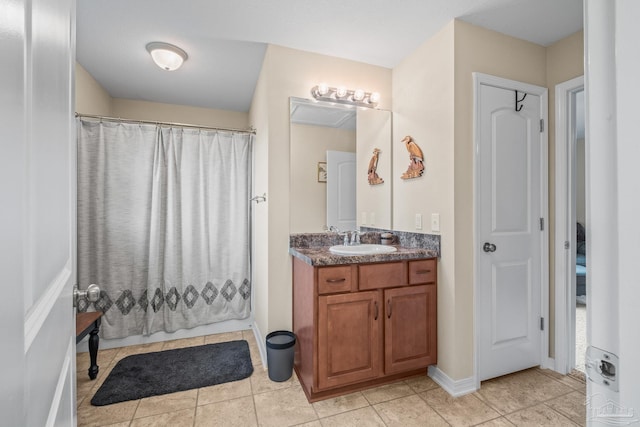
75;113;256;135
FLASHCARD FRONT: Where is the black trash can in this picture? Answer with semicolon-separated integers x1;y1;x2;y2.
266;330;296;382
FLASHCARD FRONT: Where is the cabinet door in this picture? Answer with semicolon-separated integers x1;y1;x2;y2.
384;285;437;374
318;291;382;390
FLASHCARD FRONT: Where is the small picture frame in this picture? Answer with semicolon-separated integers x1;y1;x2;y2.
317;162;327;183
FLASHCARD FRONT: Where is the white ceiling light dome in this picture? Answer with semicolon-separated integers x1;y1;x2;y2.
145;42;188;71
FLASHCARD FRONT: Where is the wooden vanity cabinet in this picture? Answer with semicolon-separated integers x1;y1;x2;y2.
292;256;437;402
384;284;437;374
317;290;382;389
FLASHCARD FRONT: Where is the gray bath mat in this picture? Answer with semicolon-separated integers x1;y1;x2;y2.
91;340;253;406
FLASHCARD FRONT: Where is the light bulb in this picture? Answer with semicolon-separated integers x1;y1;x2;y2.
336;86;348;98
369;92;381;105
317;83;329;96
353;89;365;101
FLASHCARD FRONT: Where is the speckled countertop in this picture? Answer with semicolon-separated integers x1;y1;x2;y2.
289;231;439;266
289;245;438;266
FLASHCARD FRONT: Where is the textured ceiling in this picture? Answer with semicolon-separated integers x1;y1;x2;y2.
76;0;583;113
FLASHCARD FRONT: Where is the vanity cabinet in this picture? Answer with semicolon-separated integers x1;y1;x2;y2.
318;291;381;390
384;284;437;374
292;256;437;402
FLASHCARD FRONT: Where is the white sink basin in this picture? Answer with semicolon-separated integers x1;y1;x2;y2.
329;244;398;256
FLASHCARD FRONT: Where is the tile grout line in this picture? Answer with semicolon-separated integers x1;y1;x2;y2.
468;371;585;425
542;401;583;426
413;390;455;427
248;367;260;426
476;385;585;422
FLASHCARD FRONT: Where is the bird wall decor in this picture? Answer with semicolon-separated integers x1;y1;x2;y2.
400;135;424;179
367;148;384;185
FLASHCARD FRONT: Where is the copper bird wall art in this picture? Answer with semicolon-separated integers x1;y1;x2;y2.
400;135;424;180
367;148;384;185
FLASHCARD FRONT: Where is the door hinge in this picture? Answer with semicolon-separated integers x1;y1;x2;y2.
564;241;570;249
539;218;544;231
540;317;544;331
540;119;544;132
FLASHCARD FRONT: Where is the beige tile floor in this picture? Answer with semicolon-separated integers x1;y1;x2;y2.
76;330;587;427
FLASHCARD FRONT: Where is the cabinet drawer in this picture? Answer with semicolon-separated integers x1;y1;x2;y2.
318;265;352;294
409;259;436;284
359;262;404;290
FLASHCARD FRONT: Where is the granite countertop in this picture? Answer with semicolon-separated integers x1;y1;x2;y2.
289;245;438;266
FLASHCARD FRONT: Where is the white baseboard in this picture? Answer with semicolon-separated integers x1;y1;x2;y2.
76;317;253;352
543;357;556;372
252;323;267;370
428;365;477;397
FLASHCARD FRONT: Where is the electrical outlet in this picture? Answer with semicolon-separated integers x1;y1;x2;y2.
361;212;367;225
431;213;440;232
415;213;422;230
370;212;375;226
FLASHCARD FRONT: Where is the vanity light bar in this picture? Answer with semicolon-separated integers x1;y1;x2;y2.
310;84;380;108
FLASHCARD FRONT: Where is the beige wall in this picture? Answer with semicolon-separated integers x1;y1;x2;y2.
392;22;456;376
76;63;112;116
249;44;392;337
111;98;249;129
290;124;356;233
248;54;270;339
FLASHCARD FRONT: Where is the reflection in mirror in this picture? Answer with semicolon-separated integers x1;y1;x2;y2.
289;97;392;233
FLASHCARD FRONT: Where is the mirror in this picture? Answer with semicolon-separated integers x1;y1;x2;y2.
289;97;392;233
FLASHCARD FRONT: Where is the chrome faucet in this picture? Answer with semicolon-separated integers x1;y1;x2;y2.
342;232;350;246
350;230;361;245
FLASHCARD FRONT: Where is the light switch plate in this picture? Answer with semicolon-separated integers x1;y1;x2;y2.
415;213;422;230
431;213;440;232
370;212;375;226
361;212;367;225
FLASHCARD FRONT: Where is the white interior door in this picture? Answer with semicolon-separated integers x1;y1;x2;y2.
476;76;546;381
0;0;77;425
327;150;357;231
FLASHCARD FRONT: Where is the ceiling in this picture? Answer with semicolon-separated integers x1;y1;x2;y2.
290;98;356;130
76;0;583;113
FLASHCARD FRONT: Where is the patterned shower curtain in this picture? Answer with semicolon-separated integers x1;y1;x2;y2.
77;119;252;339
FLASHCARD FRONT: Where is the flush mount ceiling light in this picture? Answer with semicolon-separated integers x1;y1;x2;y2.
311;83;380;108
145;42;188;71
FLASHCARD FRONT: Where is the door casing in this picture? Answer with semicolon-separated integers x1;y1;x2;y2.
472;72;550;388
553;75;585;375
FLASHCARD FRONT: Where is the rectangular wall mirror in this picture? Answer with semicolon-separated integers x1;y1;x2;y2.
289;97;392;233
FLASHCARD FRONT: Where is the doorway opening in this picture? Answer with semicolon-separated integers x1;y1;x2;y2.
553;76;586;375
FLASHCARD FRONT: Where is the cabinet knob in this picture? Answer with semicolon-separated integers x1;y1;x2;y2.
374;301;379;320
387;299;392;318
326;278;346;283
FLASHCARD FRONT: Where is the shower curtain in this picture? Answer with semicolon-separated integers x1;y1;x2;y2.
77;119;252;339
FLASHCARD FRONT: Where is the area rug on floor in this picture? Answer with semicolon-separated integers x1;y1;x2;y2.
91;340;253;406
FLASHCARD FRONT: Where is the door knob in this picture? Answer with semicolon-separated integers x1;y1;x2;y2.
483;242;497;252
74;284;101;307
